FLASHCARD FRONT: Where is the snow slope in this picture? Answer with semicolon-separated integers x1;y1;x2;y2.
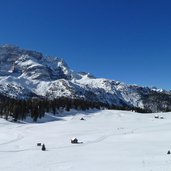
0;110;171;171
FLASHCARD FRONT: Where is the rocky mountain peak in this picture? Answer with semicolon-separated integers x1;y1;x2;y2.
0;45;170;112
0;44;43;60
0;45;74;81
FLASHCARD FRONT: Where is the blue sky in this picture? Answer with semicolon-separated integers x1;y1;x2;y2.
0;0;171;89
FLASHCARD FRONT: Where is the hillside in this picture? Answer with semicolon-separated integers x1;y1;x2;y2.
0;45;171;112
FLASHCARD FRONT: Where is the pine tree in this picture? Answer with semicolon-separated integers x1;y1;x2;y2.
42;144;46;151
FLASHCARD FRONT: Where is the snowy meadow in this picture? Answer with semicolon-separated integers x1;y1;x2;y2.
0;110;171;171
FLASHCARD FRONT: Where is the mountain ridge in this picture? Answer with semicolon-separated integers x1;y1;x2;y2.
0;45;170;112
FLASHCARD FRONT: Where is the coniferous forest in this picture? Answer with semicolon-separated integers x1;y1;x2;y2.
0;94;152;122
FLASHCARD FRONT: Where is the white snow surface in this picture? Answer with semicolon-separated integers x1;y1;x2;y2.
0;109;171;171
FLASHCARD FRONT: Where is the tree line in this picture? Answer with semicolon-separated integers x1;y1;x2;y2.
0;95;151;122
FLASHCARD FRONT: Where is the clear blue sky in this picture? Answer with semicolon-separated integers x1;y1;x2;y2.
0;0;171;89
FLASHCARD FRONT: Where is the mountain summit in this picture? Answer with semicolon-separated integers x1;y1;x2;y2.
0;45;170;112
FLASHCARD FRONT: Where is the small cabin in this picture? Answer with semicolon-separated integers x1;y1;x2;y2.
71;138;78;144
37;143;41;146
80;117;85;121
154;115;159;119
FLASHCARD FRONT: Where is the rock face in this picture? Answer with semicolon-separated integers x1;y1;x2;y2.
0;44;170;112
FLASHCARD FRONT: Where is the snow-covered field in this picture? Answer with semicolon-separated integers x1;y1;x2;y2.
0;110;171;171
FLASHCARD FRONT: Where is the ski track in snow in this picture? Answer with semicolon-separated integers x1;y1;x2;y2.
0;134;24;146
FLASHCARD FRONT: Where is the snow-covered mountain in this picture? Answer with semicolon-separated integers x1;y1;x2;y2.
0;44;171;112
